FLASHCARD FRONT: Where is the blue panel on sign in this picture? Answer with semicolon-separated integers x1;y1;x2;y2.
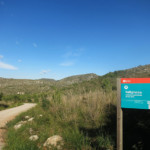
121;83;150;109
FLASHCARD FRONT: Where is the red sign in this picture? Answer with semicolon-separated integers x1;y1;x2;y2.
121;78;150;84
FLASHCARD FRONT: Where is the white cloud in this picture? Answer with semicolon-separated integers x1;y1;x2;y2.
60;48;84;67
40;69;50;75
62;51;81;58
62;48;84;58
18;59;22;62
60;62;74;67
0;62;18;70
63;51;73;58
33;43;37;48
0;55;3;59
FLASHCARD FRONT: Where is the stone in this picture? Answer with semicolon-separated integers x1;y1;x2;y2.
14;121;27;129
29;135;39;141
28;117;34;122
19;121;27;124
14;124;22;130
25;116;30;119
43;135;64;149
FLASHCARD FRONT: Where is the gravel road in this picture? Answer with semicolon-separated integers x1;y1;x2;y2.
0;103;36;149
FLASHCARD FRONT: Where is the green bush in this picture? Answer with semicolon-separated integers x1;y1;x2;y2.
41;98;50;110
101;79;112;92
63;127;90;149
0;92;3;101
96;135;113;150
52;90;62;104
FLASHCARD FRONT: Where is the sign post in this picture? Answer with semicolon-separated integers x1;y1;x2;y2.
117;78;123;150
117;78;150;150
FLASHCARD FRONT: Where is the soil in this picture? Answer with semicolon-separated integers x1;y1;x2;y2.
0;103;36;150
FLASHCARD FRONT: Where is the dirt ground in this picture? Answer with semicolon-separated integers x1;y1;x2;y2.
0;103;36;150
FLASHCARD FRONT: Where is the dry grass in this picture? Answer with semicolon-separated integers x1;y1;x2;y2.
4;89;116;150
49;89;116;128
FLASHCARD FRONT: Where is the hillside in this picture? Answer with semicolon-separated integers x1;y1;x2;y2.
2;64;150;150
0;73;98;95
57;73;98;85
104;64;150;78
1;64;150;95
0;78;55;95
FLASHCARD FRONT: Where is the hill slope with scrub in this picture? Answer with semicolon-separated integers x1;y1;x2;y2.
1;64;150;150
1;64;150;95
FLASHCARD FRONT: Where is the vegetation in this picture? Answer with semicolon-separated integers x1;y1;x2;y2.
0;92;23;111
101;79;112;92
2;64;150;149
0;92;3;101
0;101;23;111
4;89;116;150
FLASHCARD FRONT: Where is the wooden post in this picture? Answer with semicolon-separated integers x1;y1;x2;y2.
117;78;123;150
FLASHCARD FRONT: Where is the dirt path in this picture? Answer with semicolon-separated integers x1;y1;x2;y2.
0;103;36;150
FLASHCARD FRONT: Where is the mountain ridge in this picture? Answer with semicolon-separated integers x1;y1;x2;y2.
1;64;150;95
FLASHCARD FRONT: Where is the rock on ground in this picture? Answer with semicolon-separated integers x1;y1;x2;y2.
43;135;64;149
29;135;39;141
25;116;30;119
28;117;34;122
14;124;22;130
14;121;27;130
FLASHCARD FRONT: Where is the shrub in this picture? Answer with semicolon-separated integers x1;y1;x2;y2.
52;90;62;104
0;92;3;101
96;135;114;150
41;98;50;110
101;79;112;92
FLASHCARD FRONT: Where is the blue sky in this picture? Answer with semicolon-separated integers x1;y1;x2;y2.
0;0;150;79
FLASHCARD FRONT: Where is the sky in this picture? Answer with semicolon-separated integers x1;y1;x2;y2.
0;0;150;80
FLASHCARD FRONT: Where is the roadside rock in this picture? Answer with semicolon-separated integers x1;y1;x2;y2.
28;117;34;122
43;135;64;149
19;121;27;124
29;135;39;141
14;116;34;130
14;124;22;130
25;116;30;119
14;121;27;130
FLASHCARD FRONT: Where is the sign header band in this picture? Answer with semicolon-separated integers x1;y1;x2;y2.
121;78;150;84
